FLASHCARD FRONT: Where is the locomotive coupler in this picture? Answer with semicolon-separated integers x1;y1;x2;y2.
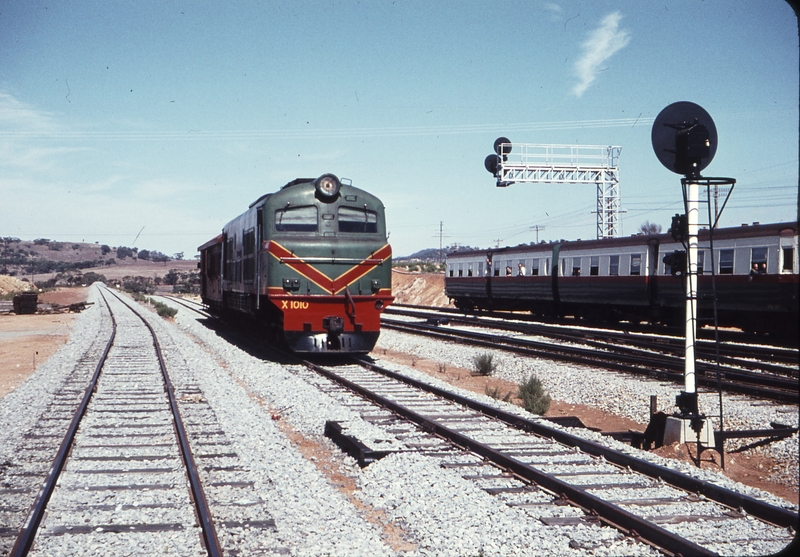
322;316;344;334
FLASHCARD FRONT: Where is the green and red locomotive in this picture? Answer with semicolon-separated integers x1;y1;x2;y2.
198;174;393;353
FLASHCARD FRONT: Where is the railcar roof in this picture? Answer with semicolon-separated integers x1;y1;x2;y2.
446;221;797;259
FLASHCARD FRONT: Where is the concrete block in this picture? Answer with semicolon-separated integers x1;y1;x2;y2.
663;416;715;446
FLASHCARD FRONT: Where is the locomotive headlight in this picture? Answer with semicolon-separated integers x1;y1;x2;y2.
315;174;341;200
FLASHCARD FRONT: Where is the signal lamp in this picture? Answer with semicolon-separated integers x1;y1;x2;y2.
662;250;687;276
315;174;341;200
493;137;511;159
484;154;500;176
670;214;688;242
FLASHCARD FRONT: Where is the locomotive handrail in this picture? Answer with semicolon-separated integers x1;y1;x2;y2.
278;257;386;265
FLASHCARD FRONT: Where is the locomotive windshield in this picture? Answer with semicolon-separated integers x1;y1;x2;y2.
338;206;378;233
275;206;318;232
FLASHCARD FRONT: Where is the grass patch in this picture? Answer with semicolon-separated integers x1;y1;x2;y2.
149;299;178;318
484;385;513;403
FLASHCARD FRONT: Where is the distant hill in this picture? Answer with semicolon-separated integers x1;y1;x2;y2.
398;244;480;261
0;237;186;277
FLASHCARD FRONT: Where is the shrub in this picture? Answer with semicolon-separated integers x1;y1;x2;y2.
143;297;178;319
518;374;551;415
153;302;177;318
485;385;513;402
472;353;497;376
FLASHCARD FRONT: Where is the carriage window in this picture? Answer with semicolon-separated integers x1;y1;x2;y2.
696;251;705;275
609;255;619;276
468;263;473;277
590;256;599;276
782;248;794;273
751;247;768;274
561;259;568;276
275;206;318;232
572;257;582;276
531;259;539;276
338;206;378;233
630;254;641;276
719;249;734;274
458;264;463;277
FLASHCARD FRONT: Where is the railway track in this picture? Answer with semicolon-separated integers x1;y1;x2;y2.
390;303;800;350
290;357;797;556
1;289;283;556
386;306;799;372
154;293;798;555
381;313;799;404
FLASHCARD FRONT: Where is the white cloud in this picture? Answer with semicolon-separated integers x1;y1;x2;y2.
543;2;562;19
572;11;631;97
0;92;61;131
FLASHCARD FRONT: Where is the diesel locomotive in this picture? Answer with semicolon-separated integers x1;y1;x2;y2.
445;221;798;338
198;174;393;353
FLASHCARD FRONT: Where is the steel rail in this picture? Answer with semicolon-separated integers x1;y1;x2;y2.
352;357;799;530
109;289;224;557
388;303;799;349
304;359;717;557
382;319;799;404
386;306;800;369
9;290;117;557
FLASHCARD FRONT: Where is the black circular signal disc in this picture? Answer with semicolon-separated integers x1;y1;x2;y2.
651;101;718;175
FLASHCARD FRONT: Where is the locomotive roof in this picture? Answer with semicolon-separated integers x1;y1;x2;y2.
447;221;797;258
247;178;316;208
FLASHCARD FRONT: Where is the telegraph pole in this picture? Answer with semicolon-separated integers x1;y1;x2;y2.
529;225;545;243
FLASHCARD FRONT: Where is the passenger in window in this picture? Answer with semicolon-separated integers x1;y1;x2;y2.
505;266;512;276
759;262;767;274
518;262;526;275
485;257;492;276
749;263;758;282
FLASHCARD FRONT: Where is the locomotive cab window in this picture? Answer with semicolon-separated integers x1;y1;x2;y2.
338;206;378;233
275;206;318;232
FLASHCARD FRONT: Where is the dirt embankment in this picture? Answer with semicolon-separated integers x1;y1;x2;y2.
391;271;452;307
0;275;34;296
0;287;89;398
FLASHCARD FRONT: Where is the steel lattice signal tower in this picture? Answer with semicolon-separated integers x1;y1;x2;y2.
491;143;623;239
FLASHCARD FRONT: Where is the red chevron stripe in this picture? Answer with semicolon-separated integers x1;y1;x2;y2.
267;241;391;295
331;243;392;293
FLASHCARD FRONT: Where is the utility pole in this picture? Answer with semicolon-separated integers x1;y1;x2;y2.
529;225;545;243
432;221;450;264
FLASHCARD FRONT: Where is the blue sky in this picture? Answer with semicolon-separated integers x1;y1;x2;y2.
1;0;797;258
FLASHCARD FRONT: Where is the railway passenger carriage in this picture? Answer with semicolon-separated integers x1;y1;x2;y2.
199;174;393;353
445;222;798;338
